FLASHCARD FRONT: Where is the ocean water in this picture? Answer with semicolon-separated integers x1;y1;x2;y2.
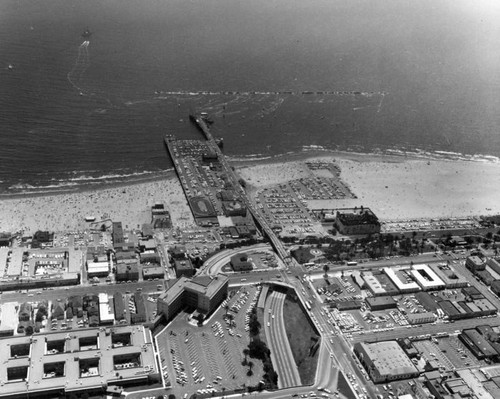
1;0;500;195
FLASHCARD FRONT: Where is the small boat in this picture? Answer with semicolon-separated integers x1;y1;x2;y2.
8;64;13;70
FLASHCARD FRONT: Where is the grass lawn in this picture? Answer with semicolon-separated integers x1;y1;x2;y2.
283;293;320;384
337;371;357;399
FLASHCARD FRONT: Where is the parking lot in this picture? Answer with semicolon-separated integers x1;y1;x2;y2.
157;285;265;397
432;335;484;369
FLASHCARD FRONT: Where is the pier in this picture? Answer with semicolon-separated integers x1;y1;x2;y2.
186;114;290;262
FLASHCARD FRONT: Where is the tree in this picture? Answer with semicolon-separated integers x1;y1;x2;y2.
323;264;330;277
25;325;34;335
249;314;261;336
243;348;249;362
194;312;205;326
248;338;269;360
248;361;254;371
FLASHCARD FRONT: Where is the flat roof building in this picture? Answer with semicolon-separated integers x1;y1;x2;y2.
477;269;495;286
410;264;445;291
459;329;498;359
415;291;440;312
0;248;82;292
429;263;468;288
354;341;419;383
0;325;159;398
116;262;139;282
87;261;109;277
174;258;194;278
230;253;253;272
487;258;500;275
142;265;164;280
406;311;436;325
383;267;420;293
362;271;399;297
98;293;115;325
112;222;124;245
139;239;156;251
365;296;398;311
466;256;485;272
462;286;484;301
113;293;126;321
335;207;381;235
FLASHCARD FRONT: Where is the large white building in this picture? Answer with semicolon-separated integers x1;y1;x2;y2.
411;264;445;291
383;267;420;293
98;293;115;325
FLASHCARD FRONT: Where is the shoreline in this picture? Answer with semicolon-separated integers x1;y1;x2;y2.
1;149;500;234
2;147;499;201
235;151;500;222
0;169;177;201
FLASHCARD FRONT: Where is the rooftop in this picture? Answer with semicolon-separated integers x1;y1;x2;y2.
0;325;157;397
355;341;418;378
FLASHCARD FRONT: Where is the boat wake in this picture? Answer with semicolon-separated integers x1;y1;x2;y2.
67;41;90;94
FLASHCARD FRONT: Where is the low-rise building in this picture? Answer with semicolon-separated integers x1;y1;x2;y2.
362;271;399;297
466;256;485;273
477;269;495;286
130;293;146;324
365;296;398;311
354;341;419;383
112;222;124;246
151;203;171;229
116;262;139;282
411;264;445;291
335;207;381;235
429;263;468;288
87;261;110;278
406;311;437;325
139;251;160;264
459;329;498;360
142;265;164;280
462;286;484;301
174;259;194;278
230;253;253;272
383;267;420;293
113;293;126;322
98;293;115;325
491;280;500;297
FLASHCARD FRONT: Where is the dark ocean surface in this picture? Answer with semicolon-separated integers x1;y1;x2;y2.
1;0;500;195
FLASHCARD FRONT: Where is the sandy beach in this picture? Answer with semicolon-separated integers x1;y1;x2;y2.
2;151;500;235
0;176;194;235
236;152;500;221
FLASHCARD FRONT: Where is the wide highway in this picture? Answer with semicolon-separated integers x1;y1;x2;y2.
264;291;301;389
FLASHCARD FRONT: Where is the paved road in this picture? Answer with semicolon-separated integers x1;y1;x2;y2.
264;291;301;388
200;244;274;275
0;279;164;305
352;316;500;344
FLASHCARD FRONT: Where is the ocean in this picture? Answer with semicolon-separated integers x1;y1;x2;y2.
1;0;500;195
